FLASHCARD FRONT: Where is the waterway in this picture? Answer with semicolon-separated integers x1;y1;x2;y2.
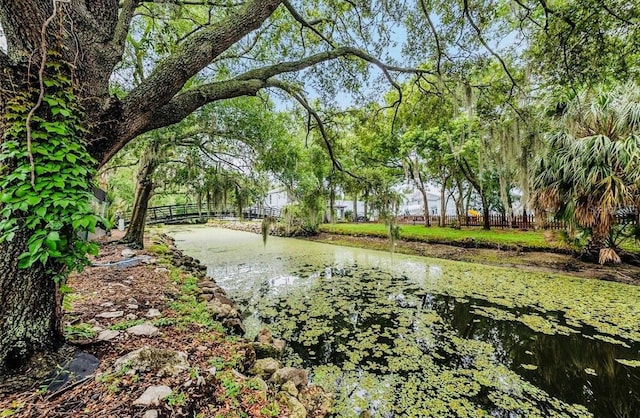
166;225;640;417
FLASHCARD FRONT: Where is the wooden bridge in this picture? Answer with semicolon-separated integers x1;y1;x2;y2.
125;203;281;225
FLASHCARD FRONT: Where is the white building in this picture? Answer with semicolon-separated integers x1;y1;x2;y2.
397;185;457;216
264;187;290;210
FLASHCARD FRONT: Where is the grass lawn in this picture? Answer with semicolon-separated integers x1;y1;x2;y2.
319;222;567;251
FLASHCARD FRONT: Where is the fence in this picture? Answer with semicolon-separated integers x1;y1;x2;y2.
398;214;544;228
398;212;638;230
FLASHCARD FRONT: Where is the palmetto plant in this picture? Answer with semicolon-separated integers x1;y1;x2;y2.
532;83;640;263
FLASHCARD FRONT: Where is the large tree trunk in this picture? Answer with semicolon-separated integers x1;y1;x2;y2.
0;226;64;371
0;0;284;372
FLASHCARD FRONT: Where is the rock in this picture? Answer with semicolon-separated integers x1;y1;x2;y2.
125;313;138;321
299;387;333;418
143;410;159;418
154;267;169;273
222;318;245;336
46;351;100;393
97;330;120;341
100;302;114;308
270;367;308;389
142;257;158;264
239;344;256;373
232;370;247;380
126;323;159;337
251;341;284;360
132;385;172;406
248;358;282;378
126;304;139;310
198;293;214;302
281;393;307;418
273;339;286;352
113;346;189;376
96;311;124;319
121;249;136;258
146;308;162;318
281;380;298;397
206;299;238;319
215;294;236;306
256;328;273;344
198;280;218;288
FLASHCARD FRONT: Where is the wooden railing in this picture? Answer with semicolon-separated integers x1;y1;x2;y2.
398;213;638;230
125;204;281;225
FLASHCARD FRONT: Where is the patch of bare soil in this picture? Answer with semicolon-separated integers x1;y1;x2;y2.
309;233;640;286
0;232;328;418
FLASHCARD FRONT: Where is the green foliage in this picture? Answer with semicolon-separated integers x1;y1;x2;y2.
0;64;101;279
164;391;187;407
64;323;97;340
532;83;640;262
260;402;280;417
0;401;26;417
109;319;146;330
220;373;241;398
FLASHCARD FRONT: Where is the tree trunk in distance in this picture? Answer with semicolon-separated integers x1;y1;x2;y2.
121;176;154;249
121;149;159;248
352;194;358;222
481;192;491;230
329;186;336;223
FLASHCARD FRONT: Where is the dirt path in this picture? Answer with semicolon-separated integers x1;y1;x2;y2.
307;233;640;286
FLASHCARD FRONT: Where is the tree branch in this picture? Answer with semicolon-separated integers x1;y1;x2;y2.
118;46;425;146
282;0;334;48
120;0;282;141
113;0;138;49
268;79;341;172
463;0;518;97
419;0;443;76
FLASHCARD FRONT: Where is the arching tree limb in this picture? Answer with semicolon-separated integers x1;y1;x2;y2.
120;0;282;135
113;46;427;159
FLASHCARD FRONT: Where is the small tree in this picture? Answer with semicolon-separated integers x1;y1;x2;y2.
532;83;640;263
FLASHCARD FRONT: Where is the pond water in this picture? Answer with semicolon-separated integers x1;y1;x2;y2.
166;225;640;417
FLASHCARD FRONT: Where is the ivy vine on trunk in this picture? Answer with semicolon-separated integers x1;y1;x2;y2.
0;58;101;369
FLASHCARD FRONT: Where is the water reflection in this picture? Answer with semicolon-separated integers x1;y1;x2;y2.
169;226;640;417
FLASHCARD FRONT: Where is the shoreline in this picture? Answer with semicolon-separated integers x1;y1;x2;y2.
0;230;331;418
210;220;640;286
